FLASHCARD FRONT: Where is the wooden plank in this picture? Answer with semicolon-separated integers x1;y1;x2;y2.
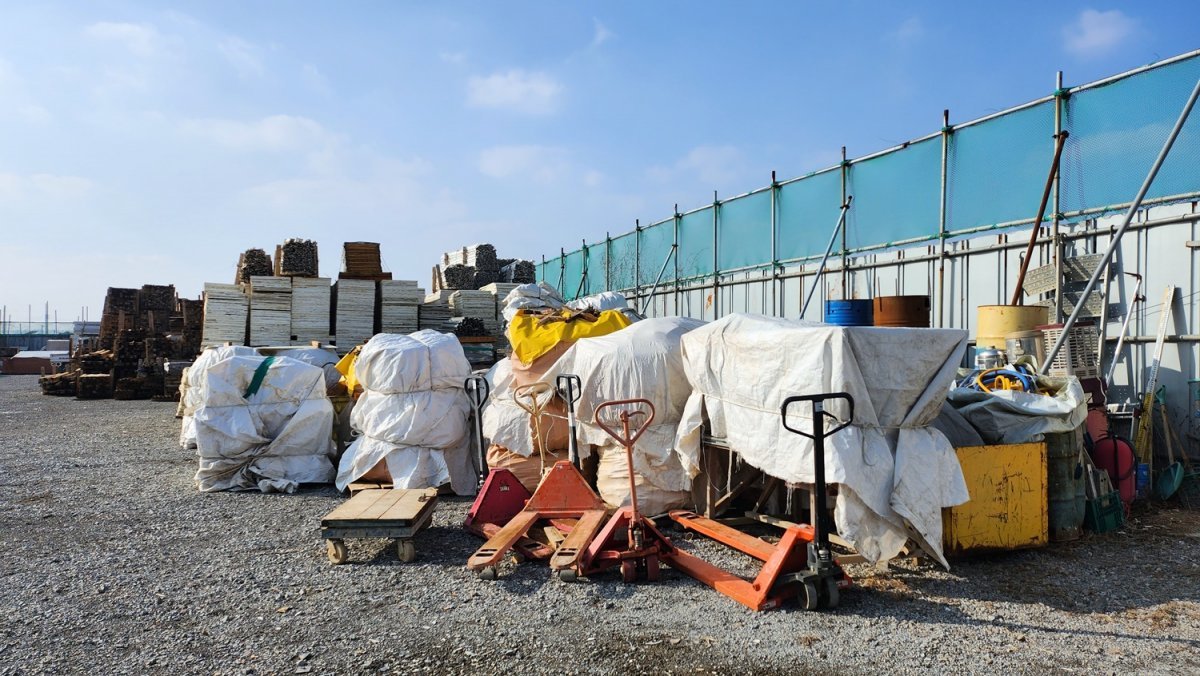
358;489;409;520
322;490;386;523
380;488;435;521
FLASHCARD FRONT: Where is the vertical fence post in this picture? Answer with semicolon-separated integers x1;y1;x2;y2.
938;109;951;328
770;170;780;317
557;248;565;294
634;220;641;310
839;146;849;309
575;239;589;299
604;232;611;292
1052;70;1065;322
712;191;720;320
673;205;681;315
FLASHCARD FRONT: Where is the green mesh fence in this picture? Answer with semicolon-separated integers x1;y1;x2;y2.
539;52;1200;295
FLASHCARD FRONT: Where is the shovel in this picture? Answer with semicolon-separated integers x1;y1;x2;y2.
1154;401;1183;500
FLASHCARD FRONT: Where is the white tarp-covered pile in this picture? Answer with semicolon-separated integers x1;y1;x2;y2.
194;354;336;493
947;374;1087;444
179;345;259;449
543;317;705;511
500;282;566;321
336;331;475;494
676;314;970;568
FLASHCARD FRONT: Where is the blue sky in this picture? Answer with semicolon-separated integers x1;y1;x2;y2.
1;1;1196;322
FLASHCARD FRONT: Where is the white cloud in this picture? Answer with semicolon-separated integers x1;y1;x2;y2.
478;145;569;182
0;172;94;202
888;17;924;45
467;69;562;115
85;21;160;57
439;51;468;65
218;37;264;79
1063;9;1137;58
591;19;614;48
301;63;330;94
650;145;747;187
180;115;334;152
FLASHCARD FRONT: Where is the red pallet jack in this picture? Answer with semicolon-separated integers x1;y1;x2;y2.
466;381;609;580
557;399;679;583
667;392;855;611
461;376;550;562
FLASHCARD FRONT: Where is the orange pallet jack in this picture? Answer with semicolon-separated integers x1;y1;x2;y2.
559;399;677;583
461;376;549;561
466;381;609;580
667;392;855;611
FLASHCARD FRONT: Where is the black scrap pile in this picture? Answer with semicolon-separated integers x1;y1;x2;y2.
279;238;319;277
445;316;488;337
442;264;476;290
236;248;273;284
500;260;537;284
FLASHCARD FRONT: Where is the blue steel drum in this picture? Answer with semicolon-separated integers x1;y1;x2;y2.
824;299;874;326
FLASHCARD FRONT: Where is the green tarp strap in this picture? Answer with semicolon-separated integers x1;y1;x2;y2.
244;356;276;398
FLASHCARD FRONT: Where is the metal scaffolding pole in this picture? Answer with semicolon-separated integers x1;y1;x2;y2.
770;171;780;317
800;197;853;319
1052;70;1066;321
938;109;951;328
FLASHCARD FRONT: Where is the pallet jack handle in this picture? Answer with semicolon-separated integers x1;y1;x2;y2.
780;393;855;560
556;374;583;468
595;399;656;539
464;376;490;484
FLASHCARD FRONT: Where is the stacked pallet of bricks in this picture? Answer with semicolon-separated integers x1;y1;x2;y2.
98;288;139;350
379;280;422;334
290;277;332;344
276;238;319;277
248;276;293;346
341;242;391;280
449;290;500;337
419;291;453;331
236;248;273;284
201;283;249;346
333;279;376;351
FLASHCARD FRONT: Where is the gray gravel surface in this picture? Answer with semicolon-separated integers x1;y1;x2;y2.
2;374;1198;674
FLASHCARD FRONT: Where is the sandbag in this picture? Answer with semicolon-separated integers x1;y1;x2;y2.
596;444;690;516
486;444;569;492
179;345;259;449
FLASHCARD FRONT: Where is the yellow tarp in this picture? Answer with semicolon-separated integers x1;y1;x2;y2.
335;347;361;394
508;309;632;364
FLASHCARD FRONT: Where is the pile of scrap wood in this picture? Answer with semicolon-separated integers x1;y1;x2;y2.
276;238;320;277
76;374;112;399
236;249;273;284
39;371;77;396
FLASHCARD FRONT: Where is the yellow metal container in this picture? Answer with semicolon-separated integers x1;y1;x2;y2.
975;305;1048;349
943;442;1048;555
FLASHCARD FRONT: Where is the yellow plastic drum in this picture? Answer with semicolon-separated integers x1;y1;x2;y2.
976;305;1048;349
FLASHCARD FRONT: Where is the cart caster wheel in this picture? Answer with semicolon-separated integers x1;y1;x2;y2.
645;555;660;582
823;577;840;609
621;559;637;583
477;566;498;581
396;540;416;563
557;568;578;583
326;539;348;565
801;581;819;611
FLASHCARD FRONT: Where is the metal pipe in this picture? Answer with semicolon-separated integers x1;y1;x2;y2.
770;171;779;317
574;239;589;300
1053;71;1066;321
604;233;611;291
800;197;853;318
673;206;680;315
640;244;677;316
633;220;641;310
711;191;720;320
1010;129;1069;305
938;109;950;328
839;147;849;301
1041;75;1200;374
1106;274;1144;385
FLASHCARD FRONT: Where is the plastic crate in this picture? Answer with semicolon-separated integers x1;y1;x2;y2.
1040;323;1100;379
1084;491;1125;533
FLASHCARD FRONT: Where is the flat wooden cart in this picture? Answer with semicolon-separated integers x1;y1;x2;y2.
320;488;439;565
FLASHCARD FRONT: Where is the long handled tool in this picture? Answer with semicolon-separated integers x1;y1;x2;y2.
667;392;854;611
556;374;583;468
1133;286;1176;467
561;399;678;583
1010;130;1069;306
467;382;609;580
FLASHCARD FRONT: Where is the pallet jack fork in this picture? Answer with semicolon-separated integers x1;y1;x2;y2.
666;392;855;611
466;381;609;580
559;399;677;583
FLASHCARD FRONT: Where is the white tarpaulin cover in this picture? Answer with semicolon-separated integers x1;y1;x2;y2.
179;345;258;449
501;282;566;321
194;354;335;493
567;291;629;312
676;314;970;568
336;331;475;494
946;374;1087;444
543;316;705;493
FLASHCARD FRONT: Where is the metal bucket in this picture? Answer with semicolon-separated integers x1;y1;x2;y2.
1005;329;1045;368
873;295;930;327
976;305;1048;349
825;299;874;327
1046;427;1086;542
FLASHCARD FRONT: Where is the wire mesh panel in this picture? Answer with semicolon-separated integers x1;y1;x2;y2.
1061;54;1200;218
678;207;715;279
777;169;844;261
846;137;941;248
718;190;772;270
538;259;553;284
608;232;636;291
946;101;1055;234
584;243;607;295
638;220;674;286
561;249;584;299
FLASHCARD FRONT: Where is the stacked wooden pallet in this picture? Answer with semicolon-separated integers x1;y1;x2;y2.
480;282;517;354
419;290;453;331
333;279;376;351
99;287;139;350
341;242;391;280
291;277;332;344
248;276;293;346
449;290;500;336
379;280;422;335
202;283;249;346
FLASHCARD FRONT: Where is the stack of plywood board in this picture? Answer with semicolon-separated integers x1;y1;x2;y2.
419;290;453;331
201;283;249;347
333;279;376;351
248;276;293;346
379;280;422;335
449;290;499;336
479;282;518;356
291;277;332;344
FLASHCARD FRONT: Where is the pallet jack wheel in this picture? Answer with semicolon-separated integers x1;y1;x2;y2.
800;581;820;611
557;568;579;583
823;577;840;609
620;559;637;583
325;539;348;565
645;555;660;582
396;540;416;563
477;565;498;581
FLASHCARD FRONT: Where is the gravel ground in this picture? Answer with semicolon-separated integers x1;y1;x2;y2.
2;373;1199;675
